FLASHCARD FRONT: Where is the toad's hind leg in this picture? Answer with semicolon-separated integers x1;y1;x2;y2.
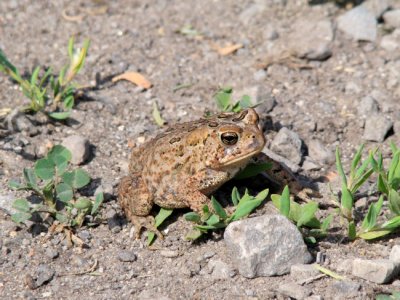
118;174;163;239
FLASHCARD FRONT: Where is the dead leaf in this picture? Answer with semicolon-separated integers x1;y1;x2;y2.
112;72;152;89
217;43;243;56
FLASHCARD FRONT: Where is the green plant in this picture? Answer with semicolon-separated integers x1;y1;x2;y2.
0;37;90;120
271;186;332;243
376;291;400;300
214;87;254;112
184;187;269;240
9;145;103;228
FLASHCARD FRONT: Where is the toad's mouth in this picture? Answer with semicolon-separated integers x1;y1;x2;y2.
218;148;263;168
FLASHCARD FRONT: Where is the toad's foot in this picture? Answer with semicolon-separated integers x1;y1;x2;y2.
131;215;164;240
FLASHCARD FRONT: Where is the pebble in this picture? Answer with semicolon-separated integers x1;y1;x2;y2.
290;264;319;281
277;282;311;299
383;9;400;28
61;135;90;165
380;34;400;52
0;193;16;215
327;281;361;298
45;248;59;259
159;250;179;258
118;250;137;262
271;127;303;165
107;209;122;234
363;114;393;142
352;258;398;284
358;96;379;117
337;5;377;42
224;214;312;278
307;139;334;164
208;259;236;279
389;245;400;265
302;157;320;171
35;264;55;287
286;19;333;60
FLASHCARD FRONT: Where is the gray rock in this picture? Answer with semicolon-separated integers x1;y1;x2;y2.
290;264;319;281
45;248;59;259
208;259;236;279
302;157;320;171
363;114;393;142
307;139;334;164
271;127;303;165
337;5;377;42
335;259;353;274
277;282;311;299
0;193;16;215
381;34;400;52
327;281;361;298
61;135;90;165
159;250;179;258
389;245;400;265
118;250;137;262
352;258;398;283
224;214;312;278
107;208;122;234
383;10;400;28
35;264;55;287
362;0;390;19
287;19;333;60
358;96;379;117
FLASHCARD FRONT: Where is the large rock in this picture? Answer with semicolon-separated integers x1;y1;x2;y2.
224;214;312;278
363;114;393;142
61;135;90;165
271;127;303;165
352;258;398;284
362;0;390;19
287;19;333;61
383;10;400;28
337;5;377;42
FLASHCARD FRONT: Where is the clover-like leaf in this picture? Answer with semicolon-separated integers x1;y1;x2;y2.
185;212;201;223
74;198;92;210
12;198;30;212
62;169;90;189
56;183;73;202
11;212;32;223
211;196;227;220
91;192;104;215
34;158;55;180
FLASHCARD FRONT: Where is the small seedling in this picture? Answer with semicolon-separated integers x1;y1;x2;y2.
214;87;254;112
184;187;269;241
0;37;90;120
9;145;103;232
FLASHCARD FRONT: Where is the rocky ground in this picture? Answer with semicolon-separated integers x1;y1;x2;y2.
1;0;400;299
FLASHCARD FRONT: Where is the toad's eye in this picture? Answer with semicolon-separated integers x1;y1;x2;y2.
220;132;239;145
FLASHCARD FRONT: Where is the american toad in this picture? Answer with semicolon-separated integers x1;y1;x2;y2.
118;108;312;238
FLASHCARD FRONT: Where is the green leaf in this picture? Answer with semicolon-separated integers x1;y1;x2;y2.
314;264;344;280
184;212;201;223
63;95;74;110
238;95;252;109
297;202;318;228
304;236;317;244
234;162;272;179
194;223;226;230
201;205;211;221
30;66;41;85
382;215;400;230
56;183;73;202
388;151;400;184
48;111;71;120
47;145;71;174
348;221;356;240
231;198;263;221
12;198;30;212
68;36;75;59
214;87;232;111
55;212;69;224
206;214;220;226
361;196;383;231
378;173;389;195
211;196;228;220
91;192;104;215
74;198;92;209
350;144;364;176
11;212;32;223
231;187;240;206
255;188;269;202
184;228;204;241
321;214;333;232
280;186;290;217
147;208;174;245
23;168;39;188
9;180;26;190
152;101;165;127
34;158;55;180
62;169;90;189
358;229;394;240
340;184;353;220
335;147;347;187
389;189;400;216
351;168;374;194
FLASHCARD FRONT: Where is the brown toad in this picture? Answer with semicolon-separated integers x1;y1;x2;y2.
118;108;312;238
118;108;266;237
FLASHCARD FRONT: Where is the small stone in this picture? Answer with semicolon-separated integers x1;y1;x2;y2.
271;127;303;165
253;69;267;81
287;19;333;60
77;230;91;243
380;34;400;52
118;250;137;262
352;258;398;284
0;193;16;215
106;208;122;233
277;282;311;299
307;140;334;164
337;5;377;42
363;114;393;142
224;214;312;278
358;96;379;117
35;264;55;287
45;248;59;259
327;281;361;298
159;250;179;258
302;157;320;171
61;135;90;165
208;259;236;279
290;264;319;281
389;245;400;265
362;0;390;19
383;10;400;28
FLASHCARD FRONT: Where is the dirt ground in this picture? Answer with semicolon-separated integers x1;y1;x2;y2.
1;0;400;299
